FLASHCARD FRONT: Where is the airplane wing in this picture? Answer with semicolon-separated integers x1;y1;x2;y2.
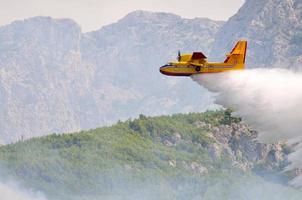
190;52;207;67
191;52;207;60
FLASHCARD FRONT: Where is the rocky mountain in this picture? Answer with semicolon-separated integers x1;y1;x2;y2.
0;111;301;200
0;12;223;143
211;0;302;69
1;0;302;143
0;17;84;142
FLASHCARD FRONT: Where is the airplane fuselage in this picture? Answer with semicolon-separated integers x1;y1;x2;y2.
159;62;244;76
159;40;247;77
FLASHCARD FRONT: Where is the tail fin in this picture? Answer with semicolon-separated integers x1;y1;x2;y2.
224;40;247;69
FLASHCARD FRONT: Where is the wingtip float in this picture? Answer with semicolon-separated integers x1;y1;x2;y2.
159;40;247;76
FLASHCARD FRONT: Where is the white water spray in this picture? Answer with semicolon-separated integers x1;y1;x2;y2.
192;68;302;186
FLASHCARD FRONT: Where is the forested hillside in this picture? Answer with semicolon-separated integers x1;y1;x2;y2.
0;110;301;200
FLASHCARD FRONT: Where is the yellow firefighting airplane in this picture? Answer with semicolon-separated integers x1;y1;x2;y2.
160;40;247;76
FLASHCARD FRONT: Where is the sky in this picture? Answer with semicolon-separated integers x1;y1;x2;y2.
0;0;245;32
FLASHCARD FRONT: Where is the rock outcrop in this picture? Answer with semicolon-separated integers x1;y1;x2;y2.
208;122;287;172
164;119;288;173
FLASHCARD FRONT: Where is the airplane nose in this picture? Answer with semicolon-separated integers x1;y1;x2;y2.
159;65;169;74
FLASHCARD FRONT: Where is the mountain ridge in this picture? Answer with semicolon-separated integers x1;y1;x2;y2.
1;0;302;142
0;11;222;143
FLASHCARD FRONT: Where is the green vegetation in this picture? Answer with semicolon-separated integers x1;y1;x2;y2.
0;110;301;200
0;111;219;198
219;108;241;125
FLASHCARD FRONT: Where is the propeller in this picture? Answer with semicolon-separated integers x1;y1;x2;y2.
177;50;181;62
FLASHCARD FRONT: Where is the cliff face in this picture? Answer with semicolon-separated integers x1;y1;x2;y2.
0;12;222;143
204;122;287;172
211;0;302;69
0;17;85;142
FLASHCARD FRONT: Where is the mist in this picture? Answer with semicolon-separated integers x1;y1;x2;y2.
192;68;302;186
0;180;47;200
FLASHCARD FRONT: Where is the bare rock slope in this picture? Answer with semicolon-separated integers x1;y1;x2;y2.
211;0;302;69
0;12;223;143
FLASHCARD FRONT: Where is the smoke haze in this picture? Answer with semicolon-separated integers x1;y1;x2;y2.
192;68;302;186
